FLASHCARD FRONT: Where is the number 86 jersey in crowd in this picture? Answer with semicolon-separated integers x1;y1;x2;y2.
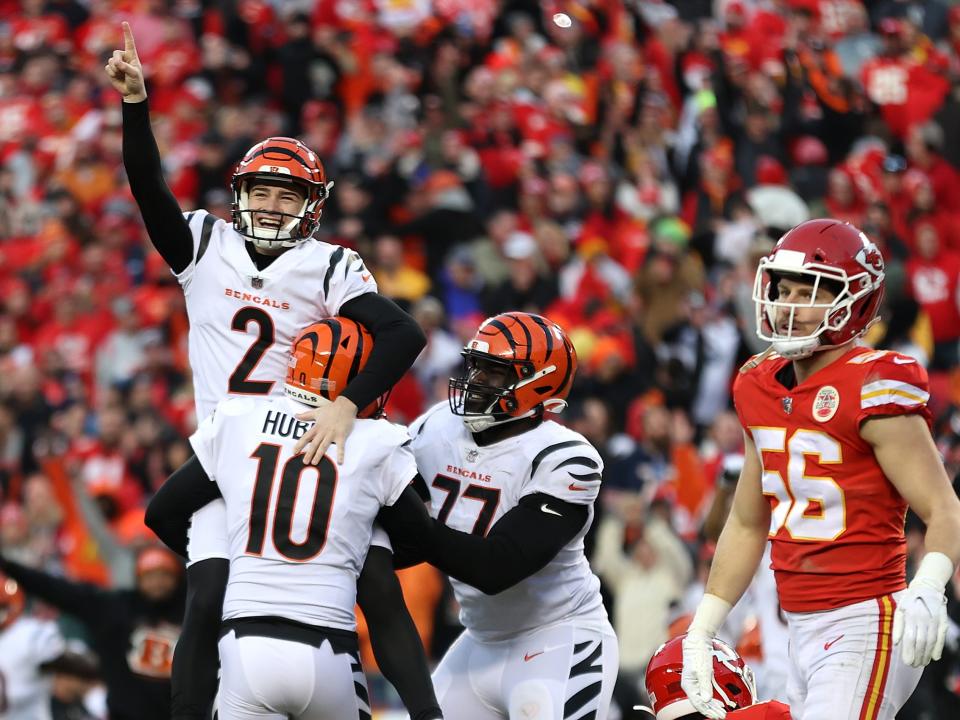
409;402;610;641
177;210;377;421
733;346;932;613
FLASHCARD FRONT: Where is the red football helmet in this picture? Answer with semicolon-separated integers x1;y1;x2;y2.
645;634;756;720
449;312;577;432
0;575;25;630
752;219;885;359
285;318;386;419
231;137;331;250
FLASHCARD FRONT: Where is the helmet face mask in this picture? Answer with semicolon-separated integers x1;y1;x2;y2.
449;352;528;432
448;313;577;434
752;219;885;360
231;138;331;251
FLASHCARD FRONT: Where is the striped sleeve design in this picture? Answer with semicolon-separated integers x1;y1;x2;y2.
856;353;932;426
860;379;929;410
524;435;603;505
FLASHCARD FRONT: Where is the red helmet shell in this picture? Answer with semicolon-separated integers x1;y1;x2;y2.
754;219;885;357
645;634;756;720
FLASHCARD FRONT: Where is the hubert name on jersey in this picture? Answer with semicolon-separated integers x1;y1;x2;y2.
262;408;313;440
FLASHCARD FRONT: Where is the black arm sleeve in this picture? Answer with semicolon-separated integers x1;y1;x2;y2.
145;455;222;558
170;558;229;720
121;99;194;274
377;489;590;595
0;558;104;622
338;293;427;410
357;546;442;720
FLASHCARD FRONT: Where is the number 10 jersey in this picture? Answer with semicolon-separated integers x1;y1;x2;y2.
189;395;417;630
177;210;377;422
733;346;932;612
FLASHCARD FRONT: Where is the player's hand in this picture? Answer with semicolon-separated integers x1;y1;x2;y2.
680;631;726;719
893;583;948;667
293;396;358;465
105;22;146;103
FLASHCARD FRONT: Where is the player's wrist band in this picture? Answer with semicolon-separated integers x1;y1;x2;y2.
911;551;955;592
688;593;733;636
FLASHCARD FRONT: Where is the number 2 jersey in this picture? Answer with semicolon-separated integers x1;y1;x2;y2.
733;346;932;612
177;210;377;420
189;395;416;630
409;403;610;641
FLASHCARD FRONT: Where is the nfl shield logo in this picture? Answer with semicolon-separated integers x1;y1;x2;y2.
466;449;480;462
251;277;264;289
782;397;793;415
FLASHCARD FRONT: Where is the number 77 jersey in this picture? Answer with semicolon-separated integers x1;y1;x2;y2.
733;346;932;613
409;403;608;641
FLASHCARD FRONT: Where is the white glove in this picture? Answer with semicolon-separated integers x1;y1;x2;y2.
681;630;727;719
892;552;954;668
680;594;733;720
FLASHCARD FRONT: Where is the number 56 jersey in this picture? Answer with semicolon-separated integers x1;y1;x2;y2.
189;395;416;630
410;403;610;641
733;346;932;613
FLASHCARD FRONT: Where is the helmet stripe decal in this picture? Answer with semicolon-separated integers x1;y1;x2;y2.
528;314;554;356
486;318;517;354
504;313;533;360
317;319;342;398
347;321;364;383
246;144;315;171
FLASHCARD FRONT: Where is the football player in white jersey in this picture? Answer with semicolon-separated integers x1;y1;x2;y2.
379;312;620;720
0;575;68;720
146;318;440;719
106;23;428;718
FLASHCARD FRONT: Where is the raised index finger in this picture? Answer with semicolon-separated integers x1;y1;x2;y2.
122;21;138;57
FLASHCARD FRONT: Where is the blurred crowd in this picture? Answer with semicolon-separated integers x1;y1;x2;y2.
2;0;960;717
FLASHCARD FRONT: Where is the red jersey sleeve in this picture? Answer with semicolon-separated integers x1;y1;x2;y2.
855;352;931;426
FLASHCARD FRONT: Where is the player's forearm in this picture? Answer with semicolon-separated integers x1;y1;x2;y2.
121;98;194;274
338;294;427;409
145;455;221;558
704;513;768;606
921;503;960;567
0;557;102;620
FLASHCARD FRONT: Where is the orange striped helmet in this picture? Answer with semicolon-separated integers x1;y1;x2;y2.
285;318;385;418
449;312;578;432
231;137;331;250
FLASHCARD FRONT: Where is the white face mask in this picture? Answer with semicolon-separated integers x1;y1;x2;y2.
752;258;878;359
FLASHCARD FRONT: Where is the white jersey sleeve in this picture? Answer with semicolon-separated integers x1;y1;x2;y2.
371;423;418;506
189;398;250;482
523;436;604;505
175;209;223;292
320;246;378;315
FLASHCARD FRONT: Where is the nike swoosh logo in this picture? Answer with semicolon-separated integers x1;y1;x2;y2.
823;634;844;651
892;356;915;364
523;651;544;662
540;503;562;516
568;483;590;492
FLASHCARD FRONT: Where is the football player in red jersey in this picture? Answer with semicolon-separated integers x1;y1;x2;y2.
644;635;791;719
680;220;960;719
